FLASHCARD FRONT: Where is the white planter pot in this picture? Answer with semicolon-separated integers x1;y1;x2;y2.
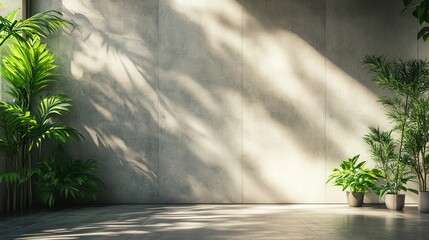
419;191;429;213
385;194;405;211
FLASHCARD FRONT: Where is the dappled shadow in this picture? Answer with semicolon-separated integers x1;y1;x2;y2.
28;0;421;204
1;204;429;239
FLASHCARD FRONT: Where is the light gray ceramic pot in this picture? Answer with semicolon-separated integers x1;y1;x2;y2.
385;194;405;211
346;191;364;207
419;191;429;213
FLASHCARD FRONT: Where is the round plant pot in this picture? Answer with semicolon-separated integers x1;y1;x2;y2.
385;194;405;211
419;191;429;213
346;191;364;207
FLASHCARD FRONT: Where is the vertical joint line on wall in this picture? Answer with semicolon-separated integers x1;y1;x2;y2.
157;0;161;203
240;0;244;204
324;0;327;203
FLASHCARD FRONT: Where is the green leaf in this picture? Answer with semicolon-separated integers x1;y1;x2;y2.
0;10;72;47
423;32;429;41
408;188;419;194
0;172;21;185
419;26;429;39
5;9;18;22
37;94;72;124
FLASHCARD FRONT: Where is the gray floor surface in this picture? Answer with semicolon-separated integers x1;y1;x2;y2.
1;204;428;239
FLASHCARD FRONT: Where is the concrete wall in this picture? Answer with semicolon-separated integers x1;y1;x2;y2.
29;0;421;203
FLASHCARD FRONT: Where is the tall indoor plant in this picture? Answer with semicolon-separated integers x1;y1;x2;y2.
0;6;73;212
0;6;71;210
0;39;82;211
363;55;429;212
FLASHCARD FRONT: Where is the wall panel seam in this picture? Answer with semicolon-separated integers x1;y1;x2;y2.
240;0;244;204
324;0;327;204
156;0;161;203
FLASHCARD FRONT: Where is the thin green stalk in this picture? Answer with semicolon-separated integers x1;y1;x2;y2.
28;149;32;208
6;185;10;212
12;183;16;211
397;96;409;158
20;181;23;209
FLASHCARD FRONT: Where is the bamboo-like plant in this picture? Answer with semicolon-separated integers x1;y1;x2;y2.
0;39;81;212
363;55;429;192
364;127;417;196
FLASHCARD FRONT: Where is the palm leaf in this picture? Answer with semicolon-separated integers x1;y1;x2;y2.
0;10;71;47
0;39;57;110
0;171;21;185
37;124;83;143
37;94;72;124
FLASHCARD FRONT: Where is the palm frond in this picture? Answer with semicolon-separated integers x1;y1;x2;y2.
37;94;72;124
0;10;72;47
37;124;83;143
0;39;57;110
0;171;21;185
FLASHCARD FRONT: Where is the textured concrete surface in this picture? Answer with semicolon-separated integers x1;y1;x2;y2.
0;0;23;19
158;0;242;203
1;204;429;239
241;0;326;203
27;0;422;204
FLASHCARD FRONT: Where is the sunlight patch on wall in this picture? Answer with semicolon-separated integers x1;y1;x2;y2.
169;0;242;57
168;0;389;202
326;62;388;159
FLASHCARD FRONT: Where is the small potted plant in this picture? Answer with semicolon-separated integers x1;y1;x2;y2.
364;127;417;210
327;155;380;207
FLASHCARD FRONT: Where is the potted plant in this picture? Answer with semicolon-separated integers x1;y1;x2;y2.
327;155;380;207
401;96;429;212
363;55;429;212
0;7;71;212
364;127;417;210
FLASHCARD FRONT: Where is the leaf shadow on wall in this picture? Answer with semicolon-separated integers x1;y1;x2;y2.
45;0;419;203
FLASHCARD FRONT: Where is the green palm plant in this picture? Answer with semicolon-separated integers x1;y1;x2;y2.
0;5;75;212
402;96;429;191
363;55;429;193
0;39;81;211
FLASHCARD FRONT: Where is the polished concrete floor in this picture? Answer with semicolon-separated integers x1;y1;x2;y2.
1;204;429;239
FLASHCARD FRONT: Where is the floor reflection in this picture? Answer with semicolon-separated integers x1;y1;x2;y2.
0;204;427;240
